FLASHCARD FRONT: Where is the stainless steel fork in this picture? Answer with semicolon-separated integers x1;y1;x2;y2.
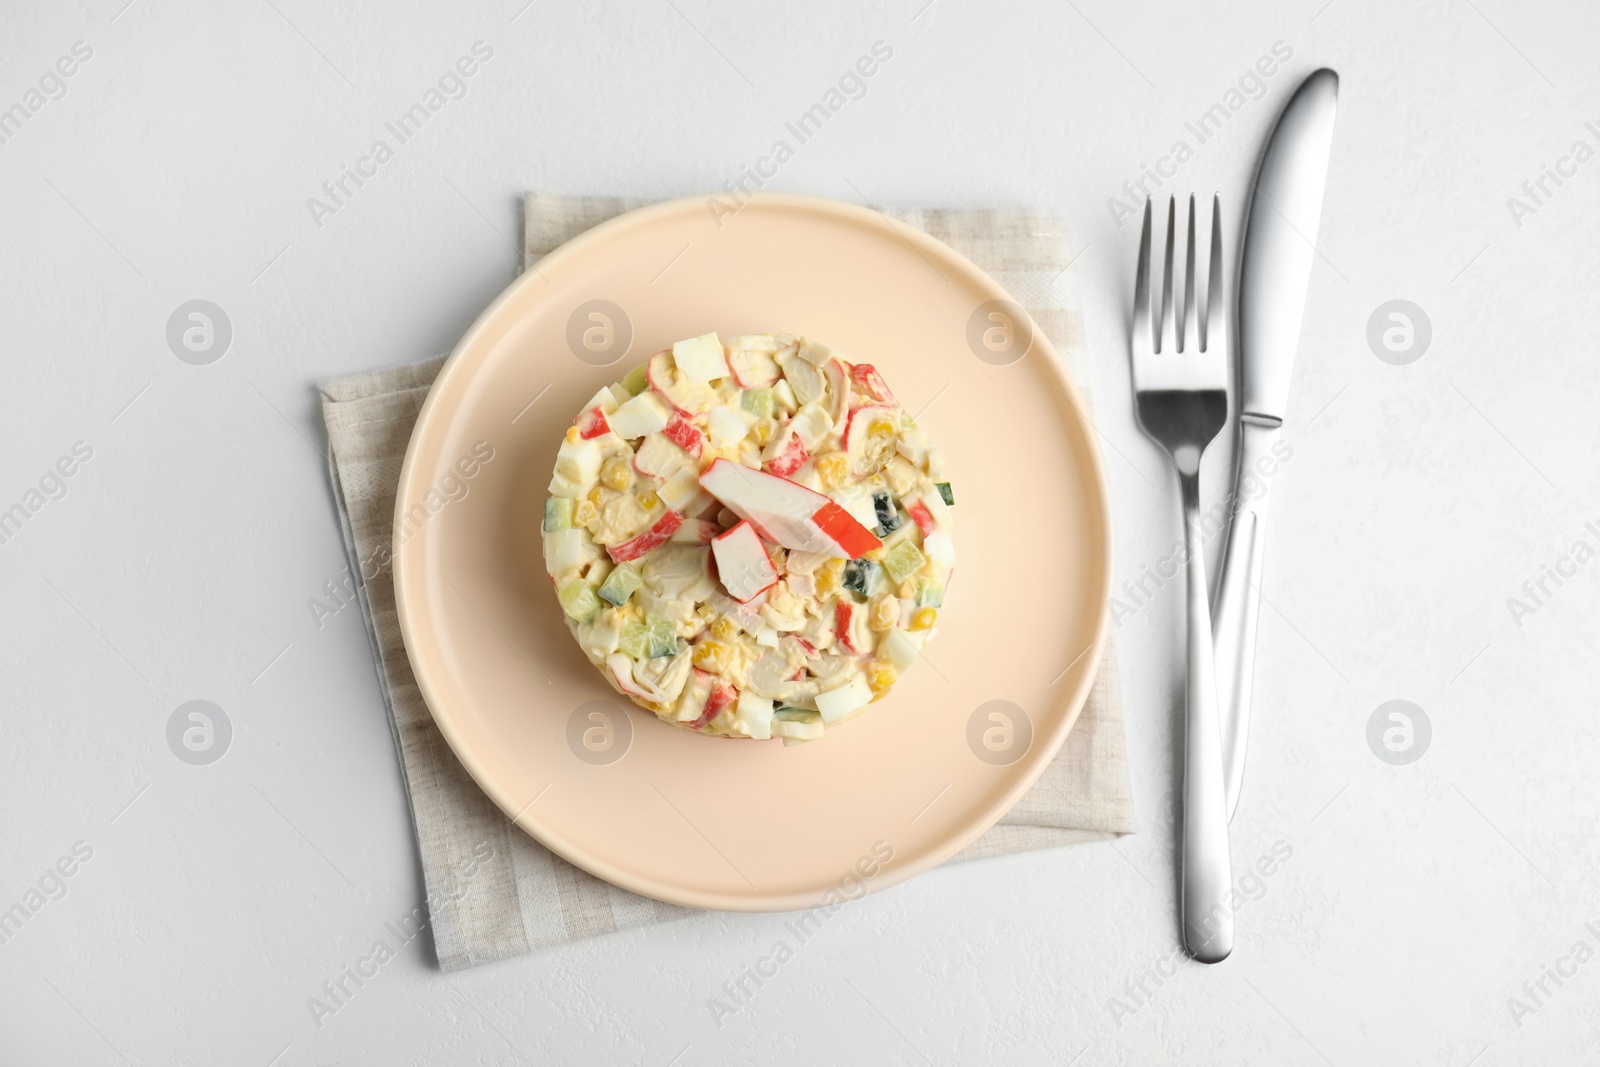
1131;195;1233;964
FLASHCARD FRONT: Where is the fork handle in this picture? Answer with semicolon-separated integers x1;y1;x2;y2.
1180;469;1233;963
1211;419;1281;822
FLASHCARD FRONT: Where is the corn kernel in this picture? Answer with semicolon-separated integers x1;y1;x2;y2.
868;594;899;632
637;490;659;510
587;486;605;505
817;452;850;487
910;606;938;631
752;417;777;445
693;641;729;673
857;416;898;474
711;617;739;641
573;500;598;527
815;558;846;597
867;660;898;692
601;456;634;491
565;426;580;444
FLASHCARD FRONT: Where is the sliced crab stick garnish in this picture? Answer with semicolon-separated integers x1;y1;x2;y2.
710;520;780;603
697;458;880;559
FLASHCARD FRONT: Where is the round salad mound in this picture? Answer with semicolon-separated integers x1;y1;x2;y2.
542;331;955;744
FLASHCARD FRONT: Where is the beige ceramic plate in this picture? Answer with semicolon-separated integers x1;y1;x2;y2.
393;194;1110;912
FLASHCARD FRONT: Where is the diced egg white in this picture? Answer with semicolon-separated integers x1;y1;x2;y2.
578;614;623;661
797;337;833;366
608;392;672;439
675;669;713;721
583;386;622;414
672;332;729;384
790;404;832;449
633;432;695;480
707;406;749;449
759;602;806;632
922;529;956;567
658;468;701;511
544;528;597;573
637;589;693;626
772;378;798;413
781;356;827;406
814;674;872;723
732;690;775;740
878;628;920;671
772;719;823;741
554;436;603;485
895;428;931;467
642;546;711;601
547;471;587;499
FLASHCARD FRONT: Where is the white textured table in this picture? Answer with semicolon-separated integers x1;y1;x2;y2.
2;1;1595;1063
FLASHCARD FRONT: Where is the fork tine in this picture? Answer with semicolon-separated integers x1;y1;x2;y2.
1159;196;1176;355
1181;195;1198;353
1132;198;1152;355
1205;194;1223;353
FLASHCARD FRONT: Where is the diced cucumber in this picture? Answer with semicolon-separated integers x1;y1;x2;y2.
774;706;821;724
872;492;902;537
597;564;641;606
880;541;926;585
646;615;679;658
935;482;954;506
621;364;648;395
914;578;945;608
618;619;650;658
843;559;882;598
557;579;600;623
740;388;777;418
543;497;573;532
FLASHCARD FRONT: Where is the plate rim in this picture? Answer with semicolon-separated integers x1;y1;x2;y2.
393;192;1112;911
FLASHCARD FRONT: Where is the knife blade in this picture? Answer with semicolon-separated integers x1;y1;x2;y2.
1213;68;1339;822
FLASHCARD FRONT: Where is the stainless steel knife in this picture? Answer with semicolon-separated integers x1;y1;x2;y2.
1213;68;1339;821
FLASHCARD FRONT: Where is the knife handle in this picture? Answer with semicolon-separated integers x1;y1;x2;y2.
1211;418;1280;822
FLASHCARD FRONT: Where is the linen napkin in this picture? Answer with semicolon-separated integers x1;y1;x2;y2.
318;194;1136;972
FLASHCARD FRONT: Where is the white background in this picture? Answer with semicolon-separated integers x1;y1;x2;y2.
2;0;1597;1063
